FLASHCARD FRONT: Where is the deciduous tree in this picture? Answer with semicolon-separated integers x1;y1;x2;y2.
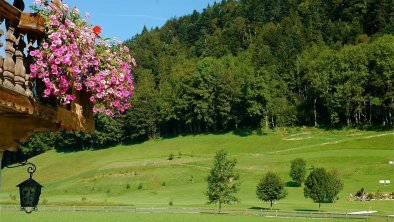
256;171;287;209
206;149;239;213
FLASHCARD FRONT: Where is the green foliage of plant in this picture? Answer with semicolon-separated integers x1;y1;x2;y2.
304;168;344;209
256;171;288;209
206;150;239;213
289;158;307;186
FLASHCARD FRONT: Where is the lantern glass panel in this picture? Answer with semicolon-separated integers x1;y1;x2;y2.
17;178;42;210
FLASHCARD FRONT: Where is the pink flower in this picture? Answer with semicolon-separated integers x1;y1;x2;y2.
30;64;38;73
62;4;69;12
75;83;83;91
42;42;49;49
72;66;81;74
89;96;96;103
113;100;119;107
85;12;91;19
105;109;112;116
72;7;80;15
43;89;51;97
34;0;45;6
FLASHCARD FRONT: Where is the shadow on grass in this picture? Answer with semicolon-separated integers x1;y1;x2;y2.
294;209;320;212
233;128;257;137
249;206;278;211
286;181;302;187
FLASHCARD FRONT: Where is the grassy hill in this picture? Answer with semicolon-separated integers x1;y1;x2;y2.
1;128;393;214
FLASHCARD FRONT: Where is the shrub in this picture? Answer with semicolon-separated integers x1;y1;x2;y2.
355;188;365;198
137;183;143;189
366;192;375;200
168;153;174;160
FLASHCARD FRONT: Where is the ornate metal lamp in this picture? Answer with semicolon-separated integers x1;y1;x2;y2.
6;162;42;214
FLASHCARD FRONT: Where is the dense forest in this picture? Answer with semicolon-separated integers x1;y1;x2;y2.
4;0;394;164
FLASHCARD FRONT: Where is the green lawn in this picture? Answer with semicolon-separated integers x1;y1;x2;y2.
0;211;371;222
1;128;393;216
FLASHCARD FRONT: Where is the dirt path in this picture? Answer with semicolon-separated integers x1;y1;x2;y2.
272;132;393;154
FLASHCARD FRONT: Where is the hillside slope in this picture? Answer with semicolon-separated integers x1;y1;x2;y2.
1;129;393;214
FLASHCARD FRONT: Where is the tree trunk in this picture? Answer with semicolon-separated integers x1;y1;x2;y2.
364;101;367;124
314;98;318;127
270;200;273;210
319;202;321;210
218;201;222;213
265;114;269;131
271;115;275;128
369;103;372;124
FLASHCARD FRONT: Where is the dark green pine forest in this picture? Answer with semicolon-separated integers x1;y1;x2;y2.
4;0;394;163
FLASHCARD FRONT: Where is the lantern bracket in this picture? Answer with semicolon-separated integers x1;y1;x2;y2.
5;160;42;214
5;161;36;178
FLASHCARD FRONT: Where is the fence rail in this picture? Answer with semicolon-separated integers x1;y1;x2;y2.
1;205;393;221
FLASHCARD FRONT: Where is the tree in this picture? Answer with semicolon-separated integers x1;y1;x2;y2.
123;69;159;141
304;167;344;209
206;149;239;213
256;171;287;209
327;169;344;202
289;158;307;186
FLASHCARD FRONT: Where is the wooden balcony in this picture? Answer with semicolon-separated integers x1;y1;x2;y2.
0;0;94;152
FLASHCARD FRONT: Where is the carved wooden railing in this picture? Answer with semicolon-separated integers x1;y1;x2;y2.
0;0;94;152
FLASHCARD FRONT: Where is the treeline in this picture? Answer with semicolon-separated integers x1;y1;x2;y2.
3;0;394;163
125;0;394;136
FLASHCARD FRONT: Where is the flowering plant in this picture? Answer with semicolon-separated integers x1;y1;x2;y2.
30;0;135;116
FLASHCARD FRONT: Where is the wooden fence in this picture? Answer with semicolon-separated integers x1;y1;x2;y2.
1;205;393;221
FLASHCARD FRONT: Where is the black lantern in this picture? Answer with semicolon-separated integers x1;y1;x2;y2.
6;162;43;214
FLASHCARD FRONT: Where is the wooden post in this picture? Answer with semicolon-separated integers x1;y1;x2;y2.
0;152;3;192
14;32;27;94
3;25;16;89
0;16;4;85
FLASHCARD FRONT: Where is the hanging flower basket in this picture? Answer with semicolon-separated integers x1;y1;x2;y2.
29;0;136;116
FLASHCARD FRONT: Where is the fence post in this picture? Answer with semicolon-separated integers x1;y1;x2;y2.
276;210;278;217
